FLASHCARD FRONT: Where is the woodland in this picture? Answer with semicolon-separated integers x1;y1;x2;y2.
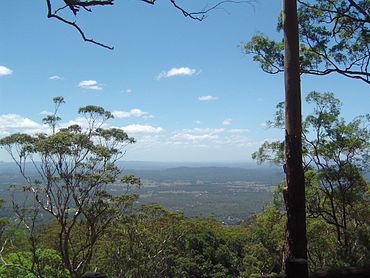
0;0;369;277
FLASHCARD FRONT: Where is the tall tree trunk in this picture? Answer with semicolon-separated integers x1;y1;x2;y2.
282;0;308;277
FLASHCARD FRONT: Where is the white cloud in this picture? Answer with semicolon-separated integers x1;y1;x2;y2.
0;114;105;137
171;128;224;142
173;133;218;141
121;89;133;94
122;124;163;134
0;65;13;76
112;109;153;119
222;118;232;126
228;128;249;133
78;80;103;90
157;67;199;80
63;117;95;130
0;114;47;136
166;127;256;148
183;128;225;134
198;95;218;101
49;75;64;80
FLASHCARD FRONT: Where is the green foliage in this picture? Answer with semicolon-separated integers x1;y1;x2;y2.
0;200;8;240
241;202;285;277
251;141;284;165
42;96;65;134
253;91;370;270
0;249;69;278
0;97;139;277
306;218;338;271
78;105;113;127
243;34;284;74
1;92;368;277
174;217;241;278
93;204;248;278
244;0;370;84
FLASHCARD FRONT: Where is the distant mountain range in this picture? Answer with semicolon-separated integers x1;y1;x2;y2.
0;161;283;185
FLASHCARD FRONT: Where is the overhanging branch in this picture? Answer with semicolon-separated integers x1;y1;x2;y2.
45;0;253;49
46;0;114;50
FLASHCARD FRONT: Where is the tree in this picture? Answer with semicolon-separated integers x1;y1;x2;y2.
281;1;308;277
241;202;285;277
253;91;370;268
0;200;8;242
244;0;370;84
93;204;248;277
303;92;370;265
0;97;140;277
95;204;185;278
42;97;65;135
45;0;252;49
0;249;69;278
247;2;369;276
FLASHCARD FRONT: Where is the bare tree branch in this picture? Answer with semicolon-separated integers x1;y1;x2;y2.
46;0;114;50
167;0;254;21
45;0;253;49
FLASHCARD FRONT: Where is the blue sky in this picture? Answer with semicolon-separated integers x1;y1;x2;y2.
0;0;369;162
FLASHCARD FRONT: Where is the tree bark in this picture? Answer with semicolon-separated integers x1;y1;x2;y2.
282;0;308;277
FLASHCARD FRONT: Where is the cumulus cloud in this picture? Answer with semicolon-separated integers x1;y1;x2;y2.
198;95;218;101
122;124;163;134
0;114;47;136
222;118;232;126
112;109;153;119
0;114;103;137
157;67;199;80
49;75;64;80
78;80;103;90
0;65;13;76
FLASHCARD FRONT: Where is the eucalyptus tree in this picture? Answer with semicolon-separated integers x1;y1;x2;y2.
0;97;140;277
244;0;370;84
281;1;308;276
253;91;370;267
247;2;369;276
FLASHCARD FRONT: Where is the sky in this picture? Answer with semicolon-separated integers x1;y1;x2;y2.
0;0;369;163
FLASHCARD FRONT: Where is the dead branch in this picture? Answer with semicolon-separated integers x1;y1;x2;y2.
46;0;114;50
45;0;253;50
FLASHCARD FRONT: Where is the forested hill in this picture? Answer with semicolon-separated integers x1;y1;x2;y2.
0;161;284;186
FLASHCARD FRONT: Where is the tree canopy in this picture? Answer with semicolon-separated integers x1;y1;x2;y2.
253;91;370;267
0;98;139;277
244;0;370;84
0;93;369;276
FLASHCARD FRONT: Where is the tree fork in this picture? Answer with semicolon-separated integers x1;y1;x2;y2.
282;0;308;277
